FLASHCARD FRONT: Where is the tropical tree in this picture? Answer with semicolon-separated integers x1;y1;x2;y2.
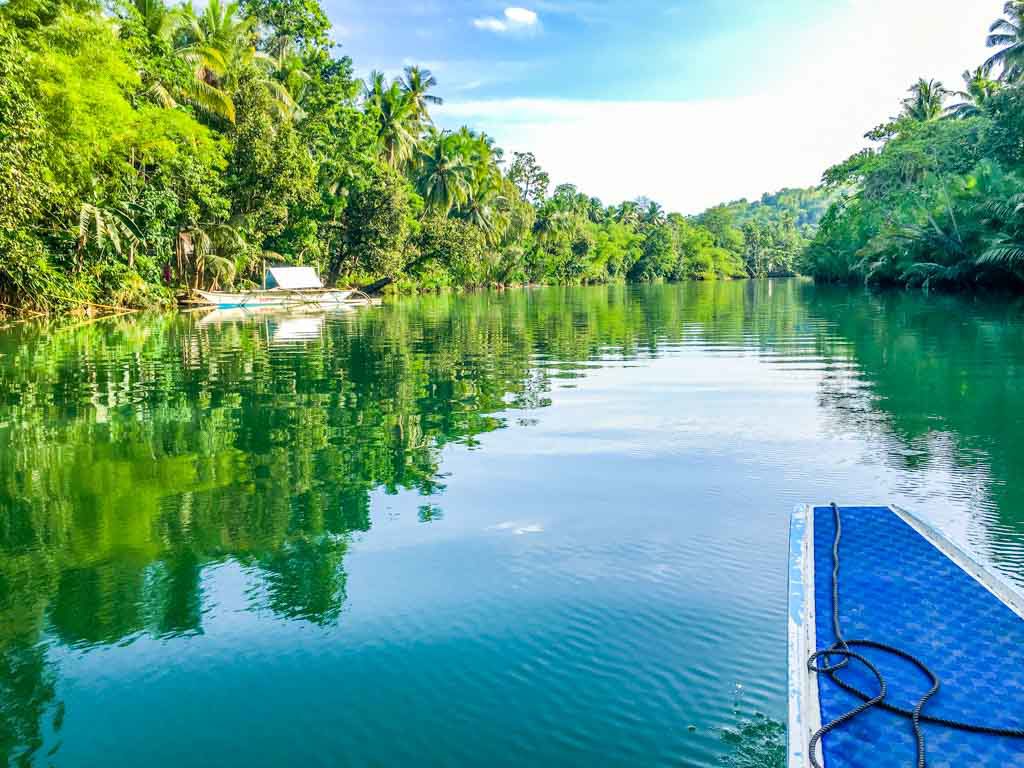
399;65;442;123
417;133;473;213
642;200;666;226
946;66;1001;119
986;1;1024;81
507;151;549;204
176;0;300;123
460;175;507;244
76;203;145;268
131;0;183;42
533;208;570;244
901;79;948;122
366;79;420;169
176;221;246;289
122;0;233;119
266;36;311;120
977;191;1024;277
615;201;640;227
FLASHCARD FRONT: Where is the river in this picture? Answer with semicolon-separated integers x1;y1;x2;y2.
1;280;1022;766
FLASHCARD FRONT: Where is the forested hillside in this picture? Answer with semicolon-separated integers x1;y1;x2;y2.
725;188;835;231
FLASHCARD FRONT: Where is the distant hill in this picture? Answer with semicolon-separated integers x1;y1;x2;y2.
719;187;834;232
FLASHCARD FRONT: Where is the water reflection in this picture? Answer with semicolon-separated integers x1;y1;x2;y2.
807;287;1024;572
0;281;1022;766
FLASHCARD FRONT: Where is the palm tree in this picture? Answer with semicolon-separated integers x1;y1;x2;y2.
267;36;311;121
176;221;246;289
175;0;299;123
417;133;473;213
362;70;388;109
642;200;665;226
125;0;229;118
533;209;570;244
370;82;420;169
946;66;1001;119
901;79;948;122
131;0;182;42
975;191;1024;278
170;0;248;122
986;1;1024;81
615;201;640;227
399;65;443;123
460;175;508;244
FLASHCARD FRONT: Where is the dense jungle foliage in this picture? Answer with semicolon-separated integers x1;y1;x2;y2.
801;1;1024;290
6;0;1022;313
0;0;817;315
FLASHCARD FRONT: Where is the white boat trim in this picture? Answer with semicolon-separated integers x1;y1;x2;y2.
788;504;822;768
195;288;354;308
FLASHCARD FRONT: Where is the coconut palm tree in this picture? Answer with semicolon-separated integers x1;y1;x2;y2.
170;0;249;122
266;36;311;120
131;0;182;42
533;209;570;244
399;65;443;123
615;201;640;227
460;175;508;244
176;221;246;289
417;133;473;213
642;200;666;226
901;79;948;122
175;0;299;123
362;70;388;109
946;66;1001;119
369;82;420;169
986;1;1024;82
125;0;232;119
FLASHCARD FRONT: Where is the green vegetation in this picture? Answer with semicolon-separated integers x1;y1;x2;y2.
801;2;1024;290
0;0;827;316
14;0;1023;309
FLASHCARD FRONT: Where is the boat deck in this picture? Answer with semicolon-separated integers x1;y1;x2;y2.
788;505;1024;767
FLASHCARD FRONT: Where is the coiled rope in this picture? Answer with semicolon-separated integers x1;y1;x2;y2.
807;503;1024;768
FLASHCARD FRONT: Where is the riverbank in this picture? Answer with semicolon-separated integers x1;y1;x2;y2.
0;273;755;320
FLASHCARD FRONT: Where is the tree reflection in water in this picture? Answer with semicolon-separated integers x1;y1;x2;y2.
1;282;1023;765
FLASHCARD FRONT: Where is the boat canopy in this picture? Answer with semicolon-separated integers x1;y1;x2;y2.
264;266;323;290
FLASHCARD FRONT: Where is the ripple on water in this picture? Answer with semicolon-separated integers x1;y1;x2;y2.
1;282;1023;767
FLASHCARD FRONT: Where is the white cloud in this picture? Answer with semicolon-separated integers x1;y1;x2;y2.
504;7;538;25
473;6;539;34
446;0;995;212
473;17;508;32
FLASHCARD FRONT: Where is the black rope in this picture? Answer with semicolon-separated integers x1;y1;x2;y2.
806;503;1024;768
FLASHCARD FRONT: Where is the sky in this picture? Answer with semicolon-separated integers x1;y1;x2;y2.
324;0;997;213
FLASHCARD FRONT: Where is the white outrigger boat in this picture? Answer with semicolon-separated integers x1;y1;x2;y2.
194;267;366;309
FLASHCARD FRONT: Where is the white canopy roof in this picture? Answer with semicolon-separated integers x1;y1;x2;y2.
265;267;323;290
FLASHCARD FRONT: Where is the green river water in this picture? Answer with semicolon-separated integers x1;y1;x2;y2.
1;280;1023;767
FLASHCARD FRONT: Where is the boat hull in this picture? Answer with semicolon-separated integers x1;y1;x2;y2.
195;289;354;308
788;505;1024;767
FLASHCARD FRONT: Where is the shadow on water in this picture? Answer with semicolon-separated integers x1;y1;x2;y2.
0;281;1022;765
